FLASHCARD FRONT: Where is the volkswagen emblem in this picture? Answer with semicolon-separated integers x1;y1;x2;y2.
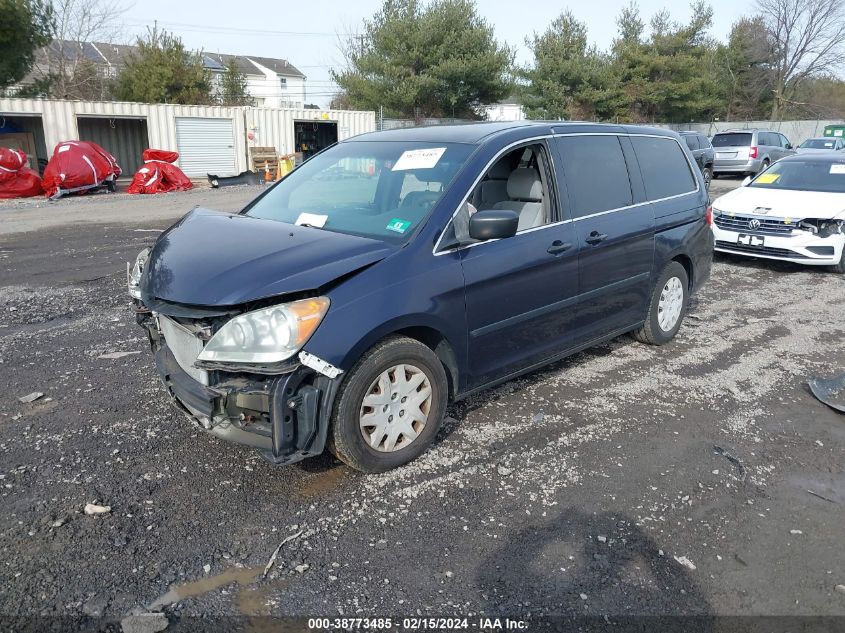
748;218;761;230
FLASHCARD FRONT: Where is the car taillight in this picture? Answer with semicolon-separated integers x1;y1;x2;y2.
705;206;713;225
749;146;758;159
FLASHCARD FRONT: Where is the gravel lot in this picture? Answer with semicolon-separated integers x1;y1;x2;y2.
1;177;844;627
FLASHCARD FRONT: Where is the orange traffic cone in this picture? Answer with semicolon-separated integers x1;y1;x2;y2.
263;161;272;184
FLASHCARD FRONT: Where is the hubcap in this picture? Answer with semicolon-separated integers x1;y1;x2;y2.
657;276;684;332
359;364;432;452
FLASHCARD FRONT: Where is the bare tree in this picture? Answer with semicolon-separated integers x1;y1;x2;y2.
756;0;845;119
35;0;128;99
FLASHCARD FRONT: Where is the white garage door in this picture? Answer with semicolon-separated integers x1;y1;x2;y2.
175;117;236;177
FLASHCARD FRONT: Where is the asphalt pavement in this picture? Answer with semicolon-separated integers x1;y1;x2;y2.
1;178;844;629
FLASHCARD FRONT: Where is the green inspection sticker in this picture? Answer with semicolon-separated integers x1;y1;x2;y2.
386;218;412;234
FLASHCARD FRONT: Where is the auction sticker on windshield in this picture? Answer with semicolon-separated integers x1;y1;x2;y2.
386;218;412;233
756;173;781;184
295;212;328;228
392;147;446;171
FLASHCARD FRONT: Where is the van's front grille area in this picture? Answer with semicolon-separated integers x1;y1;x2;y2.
715;240;807;259
714;214;795;235
158;316;209;385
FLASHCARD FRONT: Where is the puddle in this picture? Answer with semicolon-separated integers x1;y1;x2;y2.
148;565;263;610
297;466;347;497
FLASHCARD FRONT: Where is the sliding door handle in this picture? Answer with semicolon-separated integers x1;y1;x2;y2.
585;231;608;245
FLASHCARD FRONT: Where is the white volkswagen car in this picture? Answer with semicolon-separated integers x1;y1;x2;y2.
711;154;845;272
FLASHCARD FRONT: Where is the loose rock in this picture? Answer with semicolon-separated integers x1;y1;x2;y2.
84;503;111;515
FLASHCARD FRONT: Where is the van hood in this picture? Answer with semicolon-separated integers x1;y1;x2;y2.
712;186;845;220
141;208;394;307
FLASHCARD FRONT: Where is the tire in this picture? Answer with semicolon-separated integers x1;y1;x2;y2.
758;159;770;174
633;262;689;345
328;336;448;473
702;166;713;190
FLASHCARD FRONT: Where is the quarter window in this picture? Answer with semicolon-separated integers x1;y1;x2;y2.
683;135;699;151
630;136;697;200
556;135;633;218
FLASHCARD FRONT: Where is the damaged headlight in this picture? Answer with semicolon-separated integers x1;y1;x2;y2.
197;297;330;364
127;248;150;300
797;219;844;238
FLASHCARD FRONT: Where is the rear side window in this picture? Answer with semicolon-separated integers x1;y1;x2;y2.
631;136;697;200
712;133;751;147
683;135;699;151
758;132;774;146
556;135;632;218
698;135;711;149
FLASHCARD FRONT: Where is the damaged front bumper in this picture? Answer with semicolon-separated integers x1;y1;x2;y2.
138;309;340;465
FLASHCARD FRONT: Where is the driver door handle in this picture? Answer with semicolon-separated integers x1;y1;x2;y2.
585;231;608;245
547;240;572;255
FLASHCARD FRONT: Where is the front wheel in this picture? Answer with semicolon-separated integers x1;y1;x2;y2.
328;336;448;473
633;262;689;345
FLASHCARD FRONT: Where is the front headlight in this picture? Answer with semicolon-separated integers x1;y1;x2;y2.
197;297;330;364
127;248;150;300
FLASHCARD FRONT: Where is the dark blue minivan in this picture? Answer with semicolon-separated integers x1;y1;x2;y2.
129;122;714;472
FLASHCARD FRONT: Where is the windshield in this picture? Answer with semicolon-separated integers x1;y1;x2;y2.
712;133;752;147
245;141;474;243
799;138;838;149
750;159;845;193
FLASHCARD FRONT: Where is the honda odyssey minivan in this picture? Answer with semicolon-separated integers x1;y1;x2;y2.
129;122;713;473
712;129;795;177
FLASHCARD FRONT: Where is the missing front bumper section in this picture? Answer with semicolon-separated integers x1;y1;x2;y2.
154;345;340;465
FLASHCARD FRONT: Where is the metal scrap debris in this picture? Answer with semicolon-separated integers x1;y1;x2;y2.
18;392;44;403
713;445;746;482
807;489;836;504
808;373;845;413
262;530;304;578
98;351;142;360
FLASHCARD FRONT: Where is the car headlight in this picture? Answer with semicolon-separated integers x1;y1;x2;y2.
197;297;330;364
127;248;150;300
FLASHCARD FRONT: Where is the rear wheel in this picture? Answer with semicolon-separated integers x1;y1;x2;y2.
328;336;448;473
633;262;689;345
702;166;713;190
758;159;770;174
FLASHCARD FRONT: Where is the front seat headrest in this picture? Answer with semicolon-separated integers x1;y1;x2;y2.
507;168;543;201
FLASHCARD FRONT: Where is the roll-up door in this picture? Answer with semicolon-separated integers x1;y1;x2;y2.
175;117;236;176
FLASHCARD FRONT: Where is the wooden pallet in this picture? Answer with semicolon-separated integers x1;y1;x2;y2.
250;146;279;174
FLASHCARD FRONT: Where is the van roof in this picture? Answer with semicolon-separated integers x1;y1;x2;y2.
349;121;679;145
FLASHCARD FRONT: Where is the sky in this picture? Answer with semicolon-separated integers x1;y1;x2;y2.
118;0;757;107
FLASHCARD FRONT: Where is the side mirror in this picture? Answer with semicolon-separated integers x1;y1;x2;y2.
741;176;752;186
469;209;519;241
786;143;793;149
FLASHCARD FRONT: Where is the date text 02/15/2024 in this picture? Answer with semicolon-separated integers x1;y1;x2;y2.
307;618;529;630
